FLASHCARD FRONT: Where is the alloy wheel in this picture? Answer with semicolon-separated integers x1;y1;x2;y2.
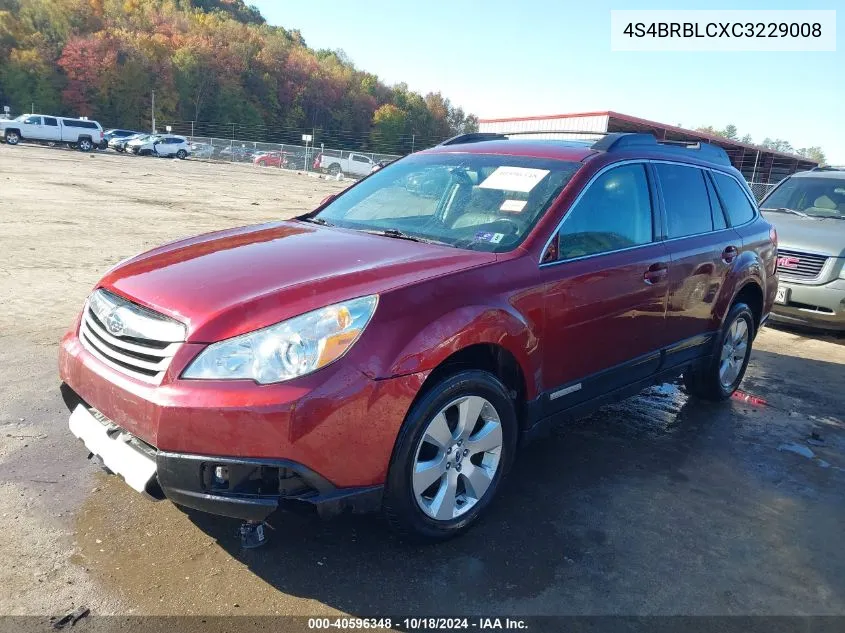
412;395;503;521
719;318;749;388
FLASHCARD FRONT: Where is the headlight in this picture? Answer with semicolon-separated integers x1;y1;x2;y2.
182;295;378;384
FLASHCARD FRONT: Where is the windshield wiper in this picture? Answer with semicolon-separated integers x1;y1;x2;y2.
299;216;334;226
761;207;809;218
361;228;448;245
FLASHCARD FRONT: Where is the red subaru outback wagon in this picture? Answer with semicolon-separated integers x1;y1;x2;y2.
59;132;777;541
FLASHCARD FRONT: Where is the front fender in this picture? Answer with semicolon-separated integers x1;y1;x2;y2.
378;303;541;400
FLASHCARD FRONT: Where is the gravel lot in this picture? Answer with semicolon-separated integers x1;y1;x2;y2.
1;145;844;619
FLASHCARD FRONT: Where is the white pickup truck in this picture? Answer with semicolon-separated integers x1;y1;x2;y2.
0;114;105;151
319;151;374;178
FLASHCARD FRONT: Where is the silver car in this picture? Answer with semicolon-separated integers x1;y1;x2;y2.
761;168;845;332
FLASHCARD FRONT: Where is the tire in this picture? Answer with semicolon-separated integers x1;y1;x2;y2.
5;131;20;145
176;149;187;160
684;302;755;401
383;370;518;542
139;149;151;157
327;163;341;176
77;138;93;152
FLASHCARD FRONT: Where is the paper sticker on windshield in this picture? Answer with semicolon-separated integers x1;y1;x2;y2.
475;231;505;244
479;167;549;193
500;199;527;213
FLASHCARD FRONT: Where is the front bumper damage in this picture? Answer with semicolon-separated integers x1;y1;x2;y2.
61;384;383;521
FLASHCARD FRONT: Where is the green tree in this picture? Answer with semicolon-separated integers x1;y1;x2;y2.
761;138;795;154
797;146;826;165
371;103;406;153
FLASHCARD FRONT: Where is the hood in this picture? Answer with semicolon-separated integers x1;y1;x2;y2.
99;221;496;342
763;212;845;257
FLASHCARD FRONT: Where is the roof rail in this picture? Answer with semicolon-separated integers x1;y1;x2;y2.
592;132;731;166
438;131;730;165
439;132;508;146
440;129;608;146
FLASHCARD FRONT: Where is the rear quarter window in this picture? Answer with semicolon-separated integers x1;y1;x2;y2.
62;119;98;129
712;172;756;226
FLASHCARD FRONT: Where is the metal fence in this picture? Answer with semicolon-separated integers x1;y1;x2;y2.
748;181;777;202
184;136;401;178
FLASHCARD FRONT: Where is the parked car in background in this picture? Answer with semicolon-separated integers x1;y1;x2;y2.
103;129;141;148
59;131;776;541
0;114;104;151
254;151;288;168
189;142;214;159
109;133;144;152
218;145;256;162
760;167;845;332
320;151;374;177
371;158;395;174
128;134;190;159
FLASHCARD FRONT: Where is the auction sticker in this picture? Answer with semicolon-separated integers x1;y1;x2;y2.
479;167;549;192
500;199;527;213
475;231;505;244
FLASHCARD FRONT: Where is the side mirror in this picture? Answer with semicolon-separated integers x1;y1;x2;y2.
319;193;337;207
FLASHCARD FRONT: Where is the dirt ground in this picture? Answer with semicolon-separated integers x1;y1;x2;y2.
1;145;844;619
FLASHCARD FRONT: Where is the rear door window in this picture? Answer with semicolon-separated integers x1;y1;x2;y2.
557;163;654;259
43;117;58;126
655;164;713;238
712;172;756;226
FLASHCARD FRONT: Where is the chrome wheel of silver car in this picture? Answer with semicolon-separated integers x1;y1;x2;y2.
719;318;749;388
412;395;503;521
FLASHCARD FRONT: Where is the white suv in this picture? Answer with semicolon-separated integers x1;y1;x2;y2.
0;114;104;151
128;134;190;159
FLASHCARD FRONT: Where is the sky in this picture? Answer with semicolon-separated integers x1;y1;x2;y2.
251;0;843;163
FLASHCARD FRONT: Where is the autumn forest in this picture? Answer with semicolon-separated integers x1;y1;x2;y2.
0;0;479;153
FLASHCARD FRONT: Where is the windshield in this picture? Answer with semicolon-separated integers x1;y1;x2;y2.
311;153;580;252
762;176;845;219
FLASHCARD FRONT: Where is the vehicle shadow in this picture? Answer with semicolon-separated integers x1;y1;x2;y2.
766;320;845;346
179;352;845;616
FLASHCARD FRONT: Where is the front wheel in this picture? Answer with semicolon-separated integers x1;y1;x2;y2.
684;302;755;401
5;131;20;145
383;370;518;542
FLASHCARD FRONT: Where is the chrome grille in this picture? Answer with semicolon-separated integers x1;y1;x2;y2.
776;249;828;280
79;289;185;384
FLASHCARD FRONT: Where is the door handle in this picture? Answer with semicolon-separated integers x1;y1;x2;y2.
722;246;739;264
643;262;668;285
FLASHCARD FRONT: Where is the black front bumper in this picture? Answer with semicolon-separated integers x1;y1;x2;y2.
156;452;382;522
61;383;382;522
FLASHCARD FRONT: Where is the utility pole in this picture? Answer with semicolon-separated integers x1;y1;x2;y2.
151;90;156;133
31;102;34;114
190;120;195;140
411;134;415;154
